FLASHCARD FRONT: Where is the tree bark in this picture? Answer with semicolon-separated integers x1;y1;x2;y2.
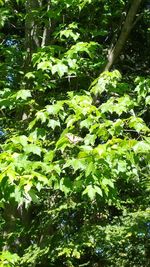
41;1;51;47
2;203;32;251
104;0;143;71
25;0;52;66
25;0;42;67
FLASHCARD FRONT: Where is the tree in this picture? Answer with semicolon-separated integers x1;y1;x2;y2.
0;0;150;266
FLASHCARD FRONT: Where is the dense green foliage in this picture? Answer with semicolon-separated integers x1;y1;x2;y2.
0;0;150;266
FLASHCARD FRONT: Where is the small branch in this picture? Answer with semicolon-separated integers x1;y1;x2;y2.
41;2;51;47
131;12;143;29
0;109;5;117
124;129;139;132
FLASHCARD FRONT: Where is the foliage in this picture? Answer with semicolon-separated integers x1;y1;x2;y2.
0;0;150;267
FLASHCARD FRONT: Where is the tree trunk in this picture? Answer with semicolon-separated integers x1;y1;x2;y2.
25;0;42;67
104;0;143;71
25;0;52;66
2;203;32;251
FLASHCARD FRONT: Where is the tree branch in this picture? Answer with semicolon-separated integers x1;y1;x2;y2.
104;0;143;71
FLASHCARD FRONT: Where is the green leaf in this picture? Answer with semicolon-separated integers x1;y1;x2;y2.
56;135;69;151
46;102;64;114
72;249;80;259
37;61;52;70
11;135;28;147
52;62;68;77
80;117;94;129
146;95;150;105
84;134;96;146
64;158;86;172
82;185;96;200
133;141;150;153
59;177;72;195
101;178;114;188
12;186;23;203
0;8;10;28
85;161;95;177
0;251;20;265
129;116;149;133
29;128;46;141
60;28;80;41
94;144;106;157
44;150;54;162
16;90;31;100
36;111;48;123
24;144;42;156
25;72;35;79
47;119;60;129
101;95;134;115
29;189;39;203
94;185;103;196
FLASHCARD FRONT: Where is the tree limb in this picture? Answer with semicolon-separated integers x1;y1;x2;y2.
104;0;143;71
